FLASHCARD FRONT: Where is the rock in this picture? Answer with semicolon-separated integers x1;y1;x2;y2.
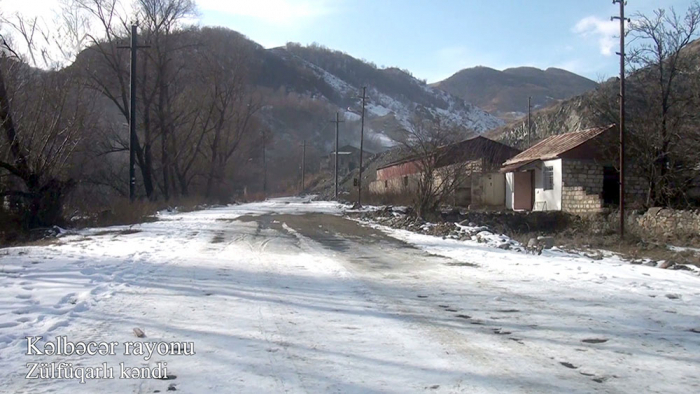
647;207;663;216
537;236;555;249
644;261;658;267
659;261;675;269
497;243;511;250
671;264;692;271
527;238;538;248
586;252;604;260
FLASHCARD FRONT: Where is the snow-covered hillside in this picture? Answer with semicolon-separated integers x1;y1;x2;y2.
269;45;504;146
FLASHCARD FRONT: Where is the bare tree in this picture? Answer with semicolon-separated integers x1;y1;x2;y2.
396;116;470;219
0;40;97;228
626;3;700;207
75;0;196;200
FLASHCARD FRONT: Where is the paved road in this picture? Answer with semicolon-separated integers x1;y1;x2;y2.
230;213;608;393
4;202;695;394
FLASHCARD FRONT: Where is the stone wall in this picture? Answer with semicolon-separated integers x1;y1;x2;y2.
634;207;700;241
561;160;604;214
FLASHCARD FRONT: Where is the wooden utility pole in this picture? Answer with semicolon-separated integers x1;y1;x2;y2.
118;25;149;202
301;140;306;194
612;0;630;239
262;129;267;198
330;113;344;199
527;96;532;147
358;86;367;207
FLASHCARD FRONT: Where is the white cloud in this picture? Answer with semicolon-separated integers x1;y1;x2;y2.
573;16;619;56
197;0;337;25
1;0;60;21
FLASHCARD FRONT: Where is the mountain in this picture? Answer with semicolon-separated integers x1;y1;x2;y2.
486;37;700;149
253;43;505;151
431;66;598;122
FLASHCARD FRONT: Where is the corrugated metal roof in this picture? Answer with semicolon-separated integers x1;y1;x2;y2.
377;136;520;171
500;159;538;173
502;125;616;168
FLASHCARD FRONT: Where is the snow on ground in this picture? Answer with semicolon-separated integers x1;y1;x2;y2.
668;245;700;254
1;197;699;393
361;220;700;391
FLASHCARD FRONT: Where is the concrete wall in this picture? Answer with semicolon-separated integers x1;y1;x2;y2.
474;172;506;207
534;159;562;211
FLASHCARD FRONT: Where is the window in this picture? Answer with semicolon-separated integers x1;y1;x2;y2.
384;180;388;188
544;166;554;191
403;176;409;186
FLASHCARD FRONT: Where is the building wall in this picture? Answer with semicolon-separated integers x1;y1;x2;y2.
369;173;420;194
472;172;506;207
561;159;604;214
534;159;562;211
376;160;422;181
371;158;509;208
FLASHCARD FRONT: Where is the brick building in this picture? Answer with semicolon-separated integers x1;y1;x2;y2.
500;125;646;214
370;136;520;208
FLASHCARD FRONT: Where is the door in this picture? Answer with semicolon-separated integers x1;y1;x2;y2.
513;171;533;210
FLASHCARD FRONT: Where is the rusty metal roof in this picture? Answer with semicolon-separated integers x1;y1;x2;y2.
502;125;616;169
377;136;520;171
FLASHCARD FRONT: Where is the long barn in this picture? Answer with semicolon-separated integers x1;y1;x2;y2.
370;136;520;208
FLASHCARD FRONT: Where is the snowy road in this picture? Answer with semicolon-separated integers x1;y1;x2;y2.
1;198;699;393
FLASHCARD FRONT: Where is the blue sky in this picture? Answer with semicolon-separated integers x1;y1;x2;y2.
197;0;695;82
4;0;696;81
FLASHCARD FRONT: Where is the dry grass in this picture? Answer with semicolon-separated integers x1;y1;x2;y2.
76;196;214;228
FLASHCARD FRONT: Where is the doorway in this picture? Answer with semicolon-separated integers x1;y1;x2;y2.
603;166;620;206
513;171;534;210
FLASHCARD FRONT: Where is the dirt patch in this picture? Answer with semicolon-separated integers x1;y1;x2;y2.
94;229;142;236
582;338;609;344
444;262;478;267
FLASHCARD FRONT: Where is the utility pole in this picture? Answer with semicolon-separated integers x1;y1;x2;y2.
118;24;149;202
527;96;532;147
612;0;630;239
301;139;306;194
358;86;367;207
262;129;267;199
330;112;344;199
